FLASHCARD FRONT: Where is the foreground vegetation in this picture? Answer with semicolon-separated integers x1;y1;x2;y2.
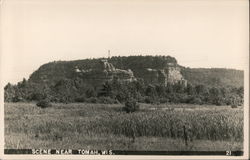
4;56;243;106
4;76;243;107
5;102;243;150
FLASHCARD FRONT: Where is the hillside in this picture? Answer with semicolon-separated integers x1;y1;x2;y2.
181;67;243;88
28;56;243;88
4;55;244;105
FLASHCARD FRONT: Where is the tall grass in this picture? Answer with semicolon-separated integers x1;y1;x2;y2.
87;110;243;141
4;102;243;149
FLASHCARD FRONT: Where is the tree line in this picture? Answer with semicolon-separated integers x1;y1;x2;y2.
4;77;243;107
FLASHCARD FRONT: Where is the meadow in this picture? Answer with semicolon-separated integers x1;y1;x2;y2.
4;102;243;151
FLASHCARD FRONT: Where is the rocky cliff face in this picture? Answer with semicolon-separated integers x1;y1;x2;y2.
74;59;136;86
76;59;187;87
144;63;187;86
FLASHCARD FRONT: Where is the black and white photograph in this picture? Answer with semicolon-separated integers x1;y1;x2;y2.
0;0;249;159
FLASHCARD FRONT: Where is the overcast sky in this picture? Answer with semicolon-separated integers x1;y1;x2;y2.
1;0;249;85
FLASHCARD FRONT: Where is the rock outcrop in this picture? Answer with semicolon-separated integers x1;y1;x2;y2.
74;59;186;87
144;62;187;86
74;59;136;86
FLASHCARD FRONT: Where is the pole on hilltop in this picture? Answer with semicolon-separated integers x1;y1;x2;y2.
108;50;111;59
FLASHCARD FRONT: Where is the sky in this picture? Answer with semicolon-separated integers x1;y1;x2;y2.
1;0;249;85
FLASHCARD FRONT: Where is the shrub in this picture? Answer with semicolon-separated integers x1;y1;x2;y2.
144;96;155;104
167;93;182;103
159;98;169;103
85;97;97;103
75;96;86;102
186;96;203;105
231;104;238;108
97;96;117;104
29;92;44;101
36;99;52;108
85;87;97;98
123;99;140;113
229;95;242;107
12;96;23;103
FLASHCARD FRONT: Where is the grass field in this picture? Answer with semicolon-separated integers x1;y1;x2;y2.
4;102;243;151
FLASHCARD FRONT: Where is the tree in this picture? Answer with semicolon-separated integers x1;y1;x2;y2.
208;87;223;105
85;87;97;98
4;83;16;102
98;81;113;97
17;78;27;88
185;83;195;95
173;83;185;93
36;99;52;108
195;85;206;95
166;83;174;94
53;79;78;103
145;84;157;97
155;85;165;97
122;98;140;113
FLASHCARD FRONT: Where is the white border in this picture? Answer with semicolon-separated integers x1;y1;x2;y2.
0;0;249;159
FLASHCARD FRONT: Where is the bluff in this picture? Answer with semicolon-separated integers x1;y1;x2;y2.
28;55;243;88
28;56;186;87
